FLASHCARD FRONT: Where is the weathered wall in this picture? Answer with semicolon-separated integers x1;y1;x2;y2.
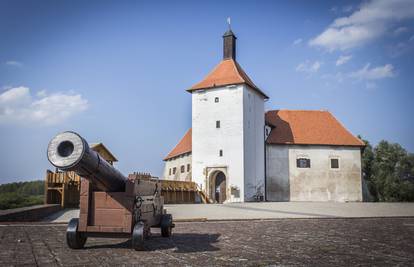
191;85;245;202
163;153;192;181
243;85;265;201
288;145;363;202
265;145;290;201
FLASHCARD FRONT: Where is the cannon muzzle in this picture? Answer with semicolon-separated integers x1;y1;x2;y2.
47;131;127;192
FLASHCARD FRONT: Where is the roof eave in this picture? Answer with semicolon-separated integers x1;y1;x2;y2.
266;142;365;147
163;150;192;161
187;82;269;99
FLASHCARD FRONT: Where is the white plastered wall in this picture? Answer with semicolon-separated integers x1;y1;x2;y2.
243;85;265;201
191;85;245;202
288;145;362;202
162;153;192;181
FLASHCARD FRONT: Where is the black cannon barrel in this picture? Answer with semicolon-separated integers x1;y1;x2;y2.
47;131;126;192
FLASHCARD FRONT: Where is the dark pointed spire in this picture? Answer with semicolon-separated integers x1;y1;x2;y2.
223;22;236;60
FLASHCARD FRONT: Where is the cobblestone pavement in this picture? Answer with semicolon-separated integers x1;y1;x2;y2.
1;218;414;266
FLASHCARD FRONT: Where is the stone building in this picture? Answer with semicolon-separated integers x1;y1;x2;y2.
265;110;364;202
163;129;192;181
163;29;365;203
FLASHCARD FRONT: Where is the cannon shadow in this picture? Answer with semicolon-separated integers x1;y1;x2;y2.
84;233;221;253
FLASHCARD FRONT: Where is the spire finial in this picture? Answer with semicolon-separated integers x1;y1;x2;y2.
227;17;231;30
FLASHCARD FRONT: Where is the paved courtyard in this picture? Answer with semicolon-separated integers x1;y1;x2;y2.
1;217;414;266
46;202;414;223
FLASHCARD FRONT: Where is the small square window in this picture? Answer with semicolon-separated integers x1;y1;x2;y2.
219;150;223;157
187;164;190;172
297;158;310;168
331;158;339;169
216;120;220;128
181;165;185;173
173;167;176;174
215;97;219;103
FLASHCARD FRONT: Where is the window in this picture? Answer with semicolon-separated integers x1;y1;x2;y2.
331;158;339;169
187;164;190;172
297;158;310;168
181;165;185;173
219;149;223;157
216;120;220;128
169;168;171;175
173;167;176;174
215;97;219;103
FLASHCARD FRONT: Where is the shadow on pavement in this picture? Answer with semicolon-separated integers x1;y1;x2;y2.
85;233;221;253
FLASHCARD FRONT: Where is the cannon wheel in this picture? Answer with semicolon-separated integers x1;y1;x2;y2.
132;221;148;250
160;214;173;238
66;218;87;249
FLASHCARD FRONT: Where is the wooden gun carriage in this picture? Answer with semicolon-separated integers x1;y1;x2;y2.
47;131;174;250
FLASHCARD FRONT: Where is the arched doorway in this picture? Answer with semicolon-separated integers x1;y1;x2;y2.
214;171;226;203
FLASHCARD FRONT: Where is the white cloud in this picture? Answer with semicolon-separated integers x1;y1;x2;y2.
394;26;409;35
336;55;352;66
310;0;414;51
349;63;396;80
342;5;353;13
0;86;88;125
296;60;322;73
5;61;23;67
293;38;303;45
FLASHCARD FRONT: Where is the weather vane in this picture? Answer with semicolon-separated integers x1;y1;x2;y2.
227;17;231;30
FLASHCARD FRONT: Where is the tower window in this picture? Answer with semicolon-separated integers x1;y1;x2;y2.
187;164;190;172
169;168;171;175
219;150;223;157
216;120;220;128
297;158;310;168
331;158;339;169
215;97;219;103
173;167;176;174
181;165;185;173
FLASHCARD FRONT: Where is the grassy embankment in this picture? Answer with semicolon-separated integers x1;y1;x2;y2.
0;180;44;210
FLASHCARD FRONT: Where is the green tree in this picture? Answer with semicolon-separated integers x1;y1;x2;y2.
0;180;44;209
359;135;377;200
372;141;414;201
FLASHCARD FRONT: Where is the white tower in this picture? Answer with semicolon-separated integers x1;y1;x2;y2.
187;29;268;202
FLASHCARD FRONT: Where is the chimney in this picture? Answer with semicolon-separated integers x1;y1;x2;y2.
223;29;236;60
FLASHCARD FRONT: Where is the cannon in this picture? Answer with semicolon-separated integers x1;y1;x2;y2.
47;131;174;250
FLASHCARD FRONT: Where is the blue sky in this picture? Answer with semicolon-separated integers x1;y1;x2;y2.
1;0;413;183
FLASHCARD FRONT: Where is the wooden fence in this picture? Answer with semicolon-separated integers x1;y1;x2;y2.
45;170;210;208
44;170;81;208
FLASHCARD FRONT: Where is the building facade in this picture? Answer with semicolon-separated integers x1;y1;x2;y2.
163;29;364;203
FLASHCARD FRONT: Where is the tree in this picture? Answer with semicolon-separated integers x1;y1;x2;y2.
359;135;377;200
372;141;414;201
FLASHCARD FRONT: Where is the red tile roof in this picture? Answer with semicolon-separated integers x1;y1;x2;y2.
187;59;268;99
164;128;192;160
265;110;365;147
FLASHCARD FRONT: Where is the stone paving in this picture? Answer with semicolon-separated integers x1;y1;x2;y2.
46;202;414;223
1;217;414;266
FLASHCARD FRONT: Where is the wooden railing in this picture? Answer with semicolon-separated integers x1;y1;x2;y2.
46;170;81;185
160;179;211;204
45;170;81;208
45;170;211;206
